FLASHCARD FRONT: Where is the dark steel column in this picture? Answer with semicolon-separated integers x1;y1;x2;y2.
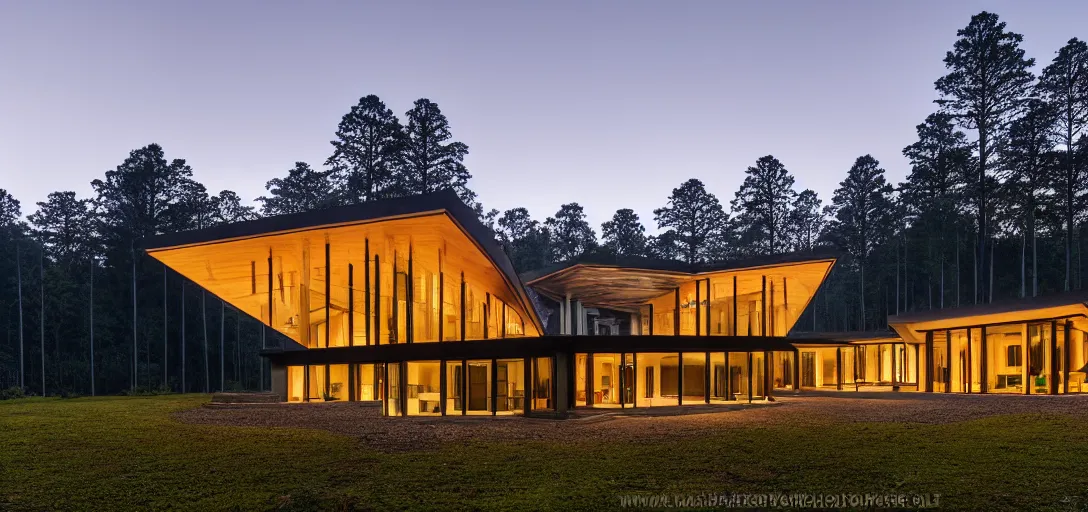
364;240;371;346
732;276;738;336
677;351;683;406
325;242;330;348
673;288;680;334
1050;320;1059;395
440;359;447;416
374;254;381;345
695;283;701;336
1064;321;1072;395
925;331;933;392
523;357;531;414
392;252;398;344
945;330;952;393
704;352;711;404
460;273;466;341
348;263;354;347
407;244;413;344
490;358;498;416
980;326;988;393
836;348;843;391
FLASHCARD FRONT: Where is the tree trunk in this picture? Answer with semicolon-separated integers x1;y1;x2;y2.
40;249;45;396
1020;229;1026;298
17;244;24;389
131;247;137;391
89;258;94;396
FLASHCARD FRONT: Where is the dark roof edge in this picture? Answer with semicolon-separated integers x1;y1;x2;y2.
522;249;839;284
887;289;1088;325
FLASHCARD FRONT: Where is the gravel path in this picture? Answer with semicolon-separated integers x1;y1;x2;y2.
174;393;1088;452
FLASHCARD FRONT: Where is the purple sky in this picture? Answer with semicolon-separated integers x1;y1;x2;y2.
2;1;1087;233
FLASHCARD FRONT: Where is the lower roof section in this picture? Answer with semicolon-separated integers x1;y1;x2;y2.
888;290;1088;343
263;335;839;366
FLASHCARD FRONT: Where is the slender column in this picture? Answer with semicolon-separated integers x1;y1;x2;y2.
725;350;732;399
490;359;498;416
1050;320;1059;395
364;240;371;345
501;303;507;339
673;288;680;335
963;330;970;393
374;254;381;345
705;279;711;335
732;276;738;336
400;362;407;417
460;272;466;341
325;242;330;348
392;252;398;343
695;283;701;336
586;354;594;406
648;304;654;335
980;326;988;393
836;348;843;391
1064;321;1072;394
764;351;772;399
630;354;637;409
945;330;952;393
440;359;447;416
704;352;711;403
461;358;468;416
300;243;310;347
677;351;683;406
220;300;225;391
768;278;774;336
267;250;273;328
407;243;413;344
348;263;354;347
793;347;800;391
484;293;491;339
564;293;572;335
383;363;390;414
761;276;767;336
924;331;933;392
747;352;753;404
438;249;444;342
523;357;531;414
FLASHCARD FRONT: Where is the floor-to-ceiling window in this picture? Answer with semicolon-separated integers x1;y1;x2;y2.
446;361;463;413
287;366;305;402
681;353;706;405
465;360;492;415
635;353;674;406
386;362;401;416
1069;326;1088;393
307;364;326;401
1028;323;1052;394
496;359;525;415
932;331;948;393
985;324;1024;393
772;351;795;390
593;353;622;407
329;364;349;400
531;357;554;411
711;352;728;400
354;363;383;401
406;361;441;415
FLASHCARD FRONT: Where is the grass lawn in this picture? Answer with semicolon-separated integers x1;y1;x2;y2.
2;395;1088;511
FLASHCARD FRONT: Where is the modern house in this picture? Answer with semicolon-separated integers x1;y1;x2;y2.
143;190;1088;417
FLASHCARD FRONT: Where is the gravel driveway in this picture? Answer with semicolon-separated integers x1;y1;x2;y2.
175;392;1088;452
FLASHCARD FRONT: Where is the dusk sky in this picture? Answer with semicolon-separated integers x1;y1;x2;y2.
3;0;1087;232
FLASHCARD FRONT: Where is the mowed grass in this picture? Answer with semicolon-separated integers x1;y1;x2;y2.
2;396;1088;511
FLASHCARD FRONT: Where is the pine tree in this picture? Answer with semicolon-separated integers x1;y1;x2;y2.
731;155;797;255
398;99;471;200
545;203;597;262
823;155;896;329
257;162;336;216
327;95;404;203
935;11;1035;303
654;179;729;265
786;189;824;252
1039;38;1088;290
497;208;551;273
601;209;647;257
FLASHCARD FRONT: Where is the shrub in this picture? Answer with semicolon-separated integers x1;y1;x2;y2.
0;386;27;400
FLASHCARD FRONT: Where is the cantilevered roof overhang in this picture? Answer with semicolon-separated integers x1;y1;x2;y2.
142;189;544;337
523;251;837;313
888;290;1088;344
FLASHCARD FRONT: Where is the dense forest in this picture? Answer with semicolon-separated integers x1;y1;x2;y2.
1;11;1086;397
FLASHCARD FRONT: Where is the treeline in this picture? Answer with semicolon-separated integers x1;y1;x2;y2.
1;11;1087;397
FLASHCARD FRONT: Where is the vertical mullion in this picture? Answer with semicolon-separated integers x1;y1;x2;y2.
704;352;710;404
677;351;683;406
460;273;466;341
407;243;413;344
348;263;354;347
325;242;330;348
364;239;371;346
374;254;381;345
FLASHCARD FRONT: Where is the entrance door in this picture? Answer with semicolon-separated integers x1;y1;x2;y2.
621;363;635;404
468;363;488;411
801;352;816;387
